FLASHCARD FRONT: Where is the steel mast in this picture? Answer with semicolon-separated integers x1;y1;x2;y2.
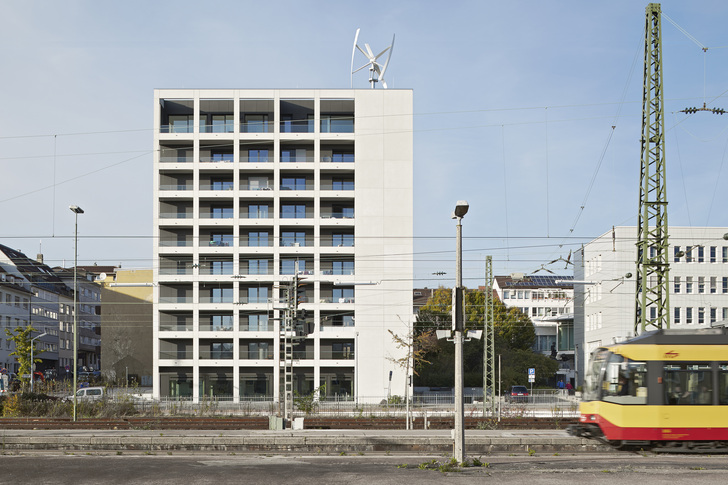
483;256;496;416
635;3;670;334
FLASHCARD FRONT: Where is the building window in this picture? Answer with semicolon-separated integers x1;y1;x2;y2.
674;307;681;325
674;246;681;262
243;115;269;133
211;206;233;219
210;260;233;275
649;307;657;320
331;152;354;163
724;308;728;320
247;287;269;304
685;246;694;263
686;277;693;294
698;276;705;294
686;307;693;324
247;231;269;247
698;246;705;263
503;290;510;300
248;259;269;275
280;259;305;275
248;149;269;163
723;247;728;263
723;277;728;294
209;234;233;247
332;261;355;275
711;276;717;294
281;231;306;247
211;315;234;331
710;246;717;263
320;114;354;133
247;314;270;331
674;276;681;293
698;307;705;325
711;307;717;324
281;177;307;191
281;148;309;163
331;233;354;247
247;205;269;219
281;204;306;219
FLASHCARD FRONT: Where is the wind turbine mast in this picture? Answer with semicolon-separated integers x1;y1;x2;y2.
635;3;670;334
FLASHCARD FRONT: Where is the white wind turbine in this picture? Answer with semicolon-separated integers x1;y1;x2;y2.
350;29;395;89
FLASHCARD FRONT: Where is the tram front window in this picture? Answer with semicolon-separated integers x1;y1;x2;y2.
602;354;647;405
582;348;609;402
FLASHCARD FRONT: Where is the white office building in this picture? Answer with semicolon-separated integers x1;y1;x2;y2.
574;226;728;384
153;89;413;403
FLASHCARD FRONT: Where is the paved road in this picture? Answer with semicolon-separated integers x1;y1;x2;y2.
1;452;725;484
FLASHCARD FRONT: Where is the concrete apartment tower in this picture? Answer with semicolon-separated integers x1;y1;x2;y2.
153;89;413;403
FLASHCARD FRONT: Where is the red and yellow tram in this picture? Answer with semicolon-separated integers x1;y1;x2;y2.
568;327;728;451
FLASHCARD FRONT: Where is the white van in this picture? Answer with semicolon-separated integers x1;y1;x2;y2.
66;386;105;401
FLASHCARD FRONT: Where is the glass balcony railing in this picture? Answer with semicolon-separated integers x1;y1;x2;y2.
158;266;195;275
321;350;355;360
161;122;193;134
320;212;354;219
206;238;233;247
200;324;234;332
200;155;234;163
159;184;192;191
200;120;235;133
241;184;273;191
199;350;234;359
159;212;193;219
199;295;235;304
245;350;274;360
320;183;354;191
292;351;314;360
159;323;192;332
280;119;314;133
159;351;193;359
320;154;354;163
159;240;193;247
241;323;273;332
319;297;355;303
158;296;194;303
280;155;315;163
199;183;234;191
160;156;193;163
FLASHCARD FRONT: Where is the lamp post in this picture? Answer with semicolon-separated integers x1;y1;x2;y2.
70;205;84;422
30;331;47;393
452;200;469;463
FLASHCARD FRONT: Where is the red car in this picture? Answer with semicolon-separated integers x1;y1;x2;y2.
506;385;529;403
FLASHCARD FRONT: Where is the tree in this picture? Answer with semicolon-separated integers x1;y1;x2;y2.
5;325;44;389
414;286;545;388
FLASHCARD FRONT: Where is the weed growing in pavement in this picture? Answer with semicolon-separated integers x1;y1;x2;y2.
396;464;408;469
528;448;536;456
690;467;705;470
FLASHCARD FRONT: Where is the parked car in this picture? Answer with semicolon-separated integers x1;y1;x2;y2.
65;386;105;401
506;385;529;403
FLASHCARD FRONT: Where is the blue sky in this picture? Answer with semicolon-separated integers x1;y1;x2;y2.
1;0;728;289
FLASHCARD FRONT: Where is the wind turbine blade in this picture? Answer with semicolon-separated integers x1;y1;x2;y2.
351;28;360;87
364;43;375;59
357;44;370;58
379;34;395;80
373;46;391;60
353;63;372;74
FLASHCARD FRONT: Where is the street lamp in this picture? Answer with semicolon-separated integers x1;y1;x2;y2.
452;200;468;463
30;331;47;393
70;205;84;421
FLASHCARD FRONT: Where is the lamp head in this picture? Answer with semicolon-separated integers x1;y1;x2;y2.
452;200;469;219
69;205;84;215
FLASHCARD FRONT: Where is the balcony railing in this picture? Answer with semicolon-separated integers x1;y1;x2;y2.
236;296;270;304
159;324;192;332
200;324;234;332
320;212;354;219
158;296;194;304
199;155;234;163
159;240;193;247
199;296;235;304
321;269;355;276
159;184;192;191
159;351;193;359
199;350;233;359
320;155;354;163
158;266;194;275
206;239;233;247
280;155;315;163
244;350;274;360
159;212;193;219
160;156;193;163
200;121;235;133
320;183;354;191
321;350;355;360
199;183;234;191
161;122;193;134
241;184;273;191
319;297;355;303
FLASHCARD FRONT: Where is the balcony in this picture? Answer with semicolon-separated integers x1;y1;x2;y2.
158;296;194;304
159;212;193;219
199;350;233;360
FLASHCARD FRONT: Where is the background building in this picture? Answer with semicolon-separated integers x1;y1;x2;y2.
98;268;153;386
574;226;728;385
153;88;413;403
493;274;575;384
